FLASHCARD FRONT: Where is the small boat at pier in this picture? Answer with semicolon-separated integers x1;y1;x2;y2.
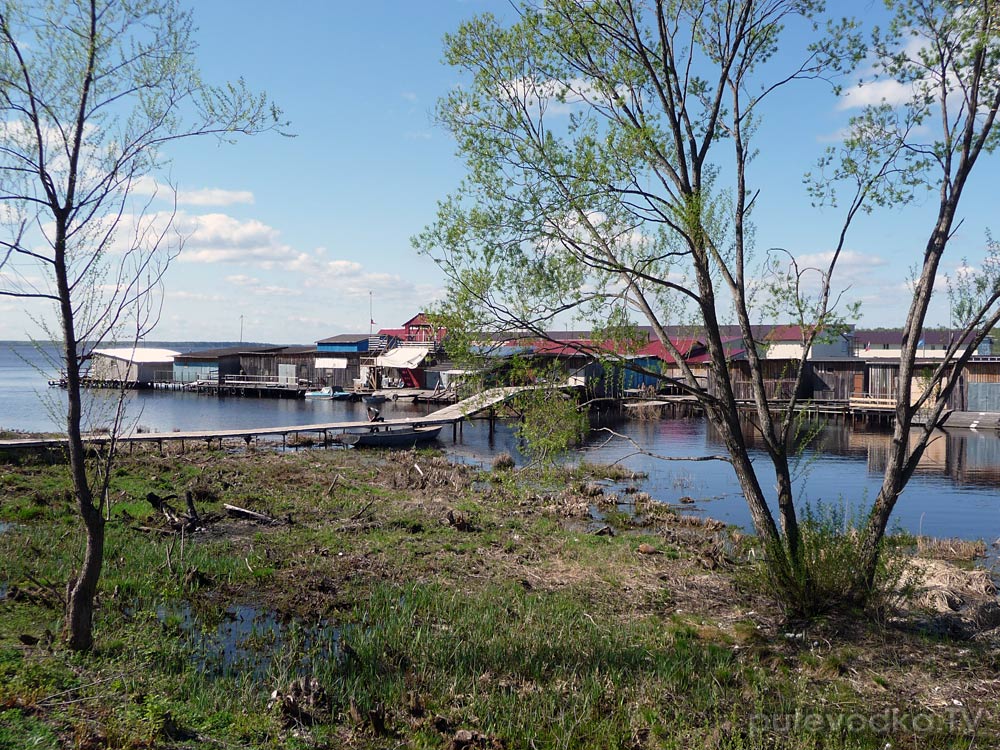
305;386;336;399
333;425;442;449
363;393;388;405
306;386;352;400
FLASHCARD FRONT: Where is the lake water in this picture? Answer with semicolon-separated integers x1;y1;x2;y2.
2;341;999;549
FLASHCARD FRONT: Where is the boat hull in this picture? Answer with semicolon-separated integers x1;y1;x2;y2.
334;425;442;448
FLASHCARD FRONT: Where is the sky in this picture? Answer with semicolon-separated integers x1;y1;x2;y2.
1;0;998;344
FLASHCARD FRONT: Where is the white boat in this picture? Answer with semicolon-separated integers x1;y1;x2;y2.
305;386;335;400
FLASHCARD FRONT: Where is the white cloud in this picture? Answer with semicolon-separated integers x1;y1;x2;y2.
504;76;607;116
168;290;225;302
224;274;301;297
794;250;887;272
175;213;297;264
131;176;255;206
178;187;255;206
401;91;418;102
286;252;417;300
837;78;916;111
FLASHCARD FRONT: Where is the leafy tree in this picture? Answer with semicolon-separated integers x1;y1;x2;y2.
417;0;1000;613
0;0;285;650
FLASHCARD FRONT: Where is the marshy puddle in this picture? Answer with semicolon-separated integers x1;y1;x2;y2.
155;601;342;680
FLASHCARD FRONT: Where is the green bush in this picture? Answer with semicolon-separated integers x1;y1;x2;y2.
745;502;910;620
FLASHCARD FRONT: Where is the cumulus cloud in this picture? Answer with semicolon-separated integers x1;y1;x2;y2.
837;78;917;111
503;76;609;116
178;187;255;206
131;176;255;206
175;213;297;264
286;251;417;300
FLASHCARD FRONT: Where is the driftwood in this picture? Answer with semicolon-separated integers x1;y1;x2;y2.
184;490;200;524
146;492;200;533
223;503;278;524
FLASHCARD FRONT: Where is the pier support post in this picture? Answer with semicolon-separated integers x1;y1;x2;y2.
489;408;495;438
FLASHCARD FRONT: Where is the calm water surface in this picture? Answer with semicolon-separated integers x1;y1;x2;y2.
2;341;999;547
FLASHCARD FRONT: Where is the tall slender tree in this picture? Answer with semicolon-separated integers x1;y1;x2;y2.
417;0;1000;612
0;0;285;650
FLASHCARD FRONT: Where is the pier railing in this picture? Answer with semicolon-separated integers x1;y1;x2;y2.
848;395;896;411
222;374;300;388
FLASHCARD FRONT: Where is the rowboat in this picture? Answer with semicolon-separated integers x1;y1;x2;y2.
363;393;388;405
333;425;441;448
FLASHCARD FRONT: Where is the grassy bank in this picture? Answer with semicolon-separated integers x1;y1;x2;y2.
0;444;997;749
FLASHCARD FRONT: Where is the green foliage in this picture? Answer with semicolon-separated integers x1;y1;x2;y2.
0;709;60;750
508;363;589;464
747;502;910;619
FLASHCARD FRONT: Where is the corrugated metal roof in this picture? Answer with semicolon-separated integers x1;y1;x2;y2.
175;345;275;360
316;333;370;344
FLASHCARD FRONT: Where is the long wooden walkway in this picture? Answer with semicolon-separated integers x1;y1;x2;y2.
0;386;549;450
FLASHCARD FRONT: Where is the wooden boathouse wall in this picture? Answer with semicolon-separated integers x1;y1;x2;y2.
713;359;811;401
239;347;317;385
811;360;866;401
316;354;363;389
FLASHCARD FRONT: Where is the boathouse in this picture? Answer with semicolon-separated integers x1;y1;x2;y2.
315;334;369;389
172;345;271;384
87;348;178;387
238;346;317;386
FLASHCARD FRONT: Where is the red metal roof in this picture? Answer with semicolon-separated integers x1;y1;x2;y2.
402;312;432;328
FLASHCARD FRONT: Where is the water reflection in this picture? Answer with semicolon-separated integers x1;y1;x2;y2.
707;416;1000;489
443;411;1000;546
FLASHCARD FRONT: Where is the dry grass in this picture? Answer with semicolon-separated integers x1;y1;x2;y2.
915;535;987;561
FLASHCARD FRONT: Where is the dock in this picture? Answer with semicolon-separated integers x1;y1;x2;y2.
0;385;567;452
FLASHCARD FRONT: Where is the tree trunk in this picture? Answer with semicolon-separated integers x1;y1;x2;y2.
64;505;105;651
54;221;105;652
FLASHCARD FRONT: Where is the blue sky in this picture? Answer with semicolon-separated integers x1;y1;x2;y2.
1;0;997;343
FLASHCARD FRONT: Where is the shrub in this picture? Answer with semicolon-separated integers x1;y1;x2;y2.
745;501;910;620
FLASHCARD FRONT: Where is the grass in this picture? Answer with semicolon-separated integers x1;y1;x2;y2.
0;443;997;748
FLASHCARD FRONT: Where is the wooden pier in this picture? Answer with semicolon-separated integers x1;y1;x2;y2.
0;385;565;452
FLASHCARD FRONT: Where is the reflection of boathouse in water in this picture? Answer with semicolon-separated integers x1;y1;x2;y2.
712;419;1000;491
850;428;1000;488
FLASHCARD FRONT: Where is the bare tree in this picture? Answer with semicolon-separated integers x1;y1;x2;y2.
0;0;285;650
417;0;1000;613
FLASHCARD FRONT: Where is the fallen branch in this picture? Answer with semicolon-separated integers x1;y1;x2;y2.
351;497;377;520
224;503;278;524
132;525;175;536
592;428;732;463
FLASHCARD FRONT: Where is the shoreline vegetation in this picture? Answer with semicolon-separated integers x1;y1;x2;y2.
1;444;998;749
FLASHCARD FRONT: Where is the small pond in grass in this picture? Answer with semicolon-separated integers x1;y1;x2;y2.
154;601;342;680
